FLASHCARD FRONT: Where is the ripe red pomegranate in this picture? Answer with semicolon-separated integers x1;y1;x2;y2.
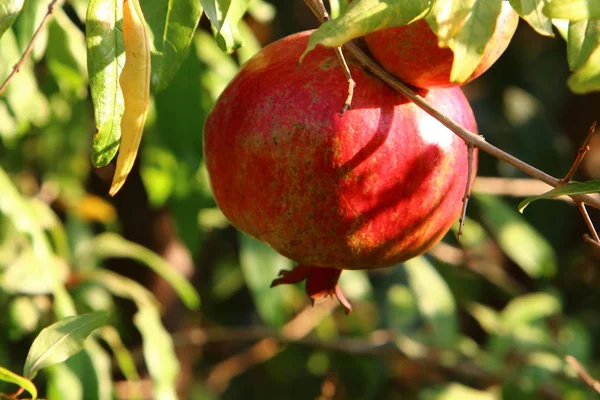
204;31;478;313
364;3;519;88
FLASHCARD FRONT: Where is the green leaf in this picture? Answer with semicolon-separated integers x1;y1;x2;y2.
0;28;49;127
1;249;68;294
543;0;600;20
0;0;24;40
46;8;88;96
99;326;142;400
201;0;251;53
429;0;503;83
14;0;49;59
239;233;294;328
568;42;600;92
404;256;458;346
85;269;158;308
421;383;496;400
303;0;432;54
79;233;200;309
566;19;600;70
0;366;37;399
518;180;600;212
475;194;557;279
134;307;180;400
509;0;554;36
86;0;125;167
139;0;203;91
501;292;561;332
23;311;109;379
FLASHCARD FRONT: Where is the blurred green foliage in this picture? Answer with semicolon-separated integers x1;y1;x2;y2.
1;0;600;399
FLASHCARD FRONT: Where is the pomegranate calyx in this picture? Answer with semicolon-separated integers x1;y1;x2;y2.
270;265;352;314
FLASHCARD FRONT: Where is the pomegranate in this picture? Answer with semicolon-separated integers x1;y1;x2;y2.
203;31;478;313
364;2;519;88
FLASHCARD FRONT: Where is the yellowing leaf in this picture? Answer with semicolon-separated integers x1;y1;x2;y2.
110;0;151;196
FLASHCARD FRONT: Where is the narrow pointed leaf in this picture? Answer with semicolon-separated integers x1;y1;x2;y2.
79;233;199;309
0;366;38;399
509;0;554;36
0;0;24;40
543;0;600;20
475;194;557;278
23;311;109;379
139;0;202;91
519;180;600;212
303;0;432;55
109;0;151;195
568;41;600;92
134;307;179;400
201;0;251;53
86;0;125;166
567;19;600;70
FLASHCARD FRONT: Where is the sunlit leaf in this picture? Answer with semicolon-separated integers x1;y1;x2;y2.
86;0;125;167
201;0;251;53
14;0;48;59
475;195;557;278
8;296;40;340
1;249;67;294
566;19;600;70
139;0;203;91
404;256;458;346
239;233;294;327
0;29;49;127
0;0;24;40
429;0;504;83
467;302;500;334
46;8;88;96
0;366;37;399
509;0;554;36
83;339;113;400
134;307;180;400
85;269;158;308
421;382;497;400
23;311;109;379
303;0;432;55
501;292;561;332
79;233;200;309
99;326;142;400
568;42;600;92
543;0;600;20
518;180;600;212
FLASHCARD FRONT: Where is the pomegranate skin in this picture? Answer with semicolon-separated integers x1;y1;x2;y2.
364;3;518;88
203;30;478;270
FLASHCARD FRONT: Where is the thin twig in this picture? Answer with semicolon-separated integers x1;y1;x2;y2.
305;0;355;115
0;0;59;96
583;234;600;249
458;144;474;239
302;0;600;211
565;355;600;394
561;121;597;184
578;203;600;242
334;48;356;115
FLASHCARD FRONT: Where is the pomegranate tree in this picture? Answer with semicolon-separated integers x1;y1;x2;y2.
203;31;478;312
364;2;519;88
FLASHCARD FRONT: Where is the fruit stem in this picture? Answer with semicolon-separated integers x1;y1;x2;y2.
458;144;474;239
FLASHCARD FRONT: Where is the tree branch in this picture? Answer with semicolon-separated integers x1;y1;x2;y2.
0;0;59;96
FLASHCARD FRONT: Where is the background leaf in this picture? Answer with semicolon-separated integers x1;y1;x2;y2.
134;307;180;400
201;0;251;53
475;194;558;279
139;0;203;91
78;233;200;309
566;19;600;70
23;311;109;379
86;0;125;167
